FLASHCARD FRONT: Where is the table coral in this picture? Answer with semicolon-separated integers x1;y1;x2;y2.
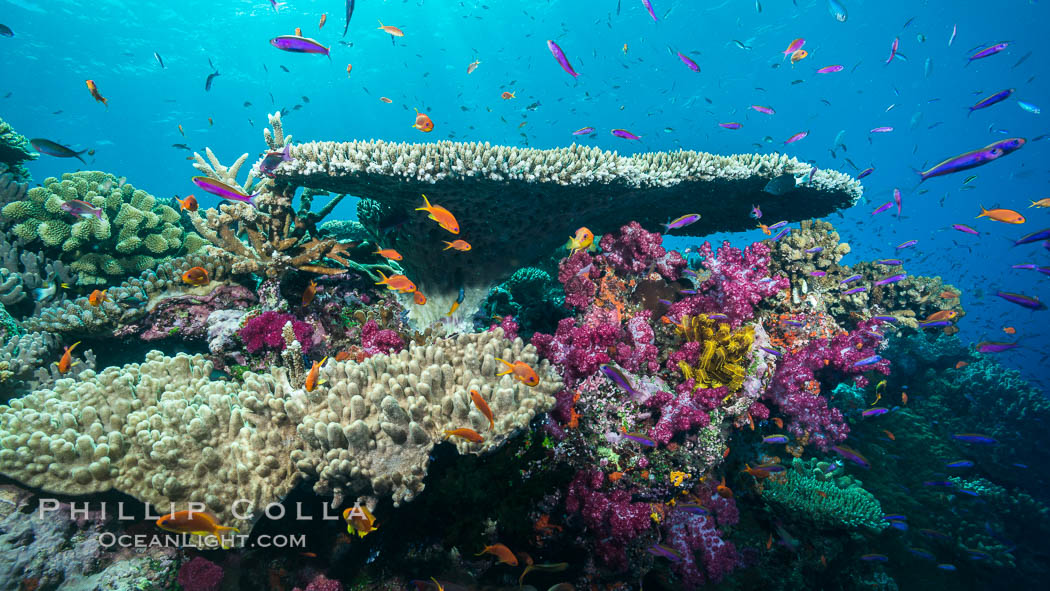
1;171;205;284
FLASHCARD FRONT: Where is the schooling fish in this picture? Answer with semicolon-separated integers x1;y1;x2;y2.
547;40;578;77
600;364;637;396
968;42;1008;63
495;358;540;386
817;64;844;73
641;0;659;21
1012;228;1050;246
664;213;701;231
677;52;700;72
31;138;87;163
874;274;906;286
968;89;1014;116
917;139;1025;182
853;355;883;367
416;194;458;233
154;52;165;68
995;291;1045;310
951;433;997;444
156;510;239;549
827;0;848;21
612;129;641;140
977;205;1024;224
342;0;355;36
85;80;107;107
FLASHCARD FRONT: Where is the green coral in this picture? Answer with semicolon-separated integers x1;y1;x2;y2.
0;171;204;285
760;458;888;531
483;266;567;338
0;117;37;183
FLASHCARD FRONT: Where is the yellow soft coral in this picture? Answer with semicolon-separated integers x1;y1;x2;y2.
675;314;754;392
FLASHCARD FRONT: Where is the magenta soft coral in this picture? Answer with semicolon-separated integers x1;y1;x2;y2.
532;313;659;387
359;319;404;356
489;314;519;341
238;311;313;353
669;240;788;326
660;480;740;588
765;320;889;449
644;388;712;444
565;470;653;570
598;221;686;280
558;250;600;310
176;556;224;591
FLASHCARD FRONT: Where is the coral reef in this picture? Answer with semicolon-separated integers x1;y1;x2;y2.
1;171;204;285
273;139;862;300
482;266;567;339
0;117;37;183
0;329;558;534
759;458;888;531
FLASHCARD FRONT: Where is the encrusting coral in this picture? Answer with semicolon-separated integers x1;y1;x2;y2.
1;171;205;285
0;117;37;183
0;329;558;533
271;139;863;302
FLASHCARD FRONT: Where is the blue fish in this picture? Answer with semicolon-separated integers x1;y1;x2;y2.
951;433;997;444
908;547;936;560
600;364;636;396
945;460;974;468
853;355;882;367
623;432;656;447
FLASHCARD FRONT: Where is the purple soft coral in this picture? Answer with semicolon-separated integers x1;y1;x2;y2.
360;319;404;356
565;470;653;570
238;311;314;353
532;313;659;387
669;240;788;327
661;480;740;588
598;221;686;280
558;250;600;310
176;556;224;591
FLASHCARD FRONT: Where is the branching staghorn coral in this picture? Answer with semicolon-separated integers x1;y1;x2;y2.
0;329;559;533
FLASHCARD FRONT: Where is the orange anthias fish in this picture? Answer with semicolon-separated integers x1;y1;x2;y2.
156;510;239;548
883;429;896;441
413;290;427;305
470;389;494;430
375;270;417;293
501;91;516;100
374;248;403;261
716;476;733;499
444;427;485;443
305;356;328;392
566;226;594;253
476;543;518;566
412;109;434;132
88;289;108;306
343;504;379;538
757;223;772;235
976;205;1025;224
495;358;540;386
467;59;481;74
901;392;908;405
174;194;198;212
335;351;353;362
377;20;405;36
442;239;471;251
85;80;107;107
346;64;353;77
956;361;969;369
772;417;784;429
790;49;808;64
380;96;393;103
416;194;459;234
1003;326;1016;334
302;280;317;306
56;341;81;374
924;310;958;323
182;266;209;286
319;13;327;29
742;463;771;479
1029;198;1050;208
940;291;959;299
295;27;302;36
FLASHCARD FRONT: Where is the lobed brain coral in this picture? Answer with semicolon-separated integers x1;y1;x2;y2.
1;171;206;284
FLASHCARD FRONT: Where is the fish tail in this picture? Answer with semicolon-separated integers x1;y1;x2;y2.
976;204;987;218
442;241;453;250
377;19;383;29
494;357;514;375
415;193;432;212
374;270;389;284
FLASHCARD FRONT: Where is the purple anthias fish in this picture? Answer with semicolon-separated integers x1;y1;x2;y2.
871;126;894;133
805;246;823;253
572;126;595;135
768;220;788;231
872;316;898;323
995;290;1046;310
611;129;641;140
853;355;882;367
600;364;636;396
874;274;906;285
719;122;742;129
708;313;729;320
977;341;1018;353
676;503;708;515
258;144;292;177
677;52;700;72
968;88;1014;116
832;445;870;468
1012;228;1050;246
844;286;867;295
919;320;952;328
968;42;1008;62
648;544;681;562
192;176;258;207
924;481;955;488
857;167;875;179
809;270;827;277
773;227;790;241
945;460;974;468
862;407;889;417
896;240;918;250
841;274;863;284
624;432;656;446
759;346;783;357
547;40;578;77
641;0;659;22
953;224;980;235
751;204;763;219
951;433;997;444
816;64;844;73
270;35;330;57
781;320;803;326
917;138;1026;182
663;213;701;231
877;259;903;266
872;201;894;215
342;0;355;37
893;188;902;218
60;199;103;220
763;435;789;444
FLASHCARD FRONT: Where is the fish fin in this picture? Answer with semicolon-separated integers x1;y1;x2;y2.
415;194;432;212
442;241;453;250
976;204;987;218
374;270;389;284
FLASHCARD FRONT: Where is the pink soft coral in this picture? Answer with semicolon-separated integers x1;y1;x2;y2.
360;319;404;356
565;470;652;570
598;221;686;280
238;311;313;353
176;556;224;591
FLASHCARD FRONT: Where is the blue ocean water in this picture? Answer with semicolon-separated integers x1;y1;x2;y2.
5;1;1047;393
